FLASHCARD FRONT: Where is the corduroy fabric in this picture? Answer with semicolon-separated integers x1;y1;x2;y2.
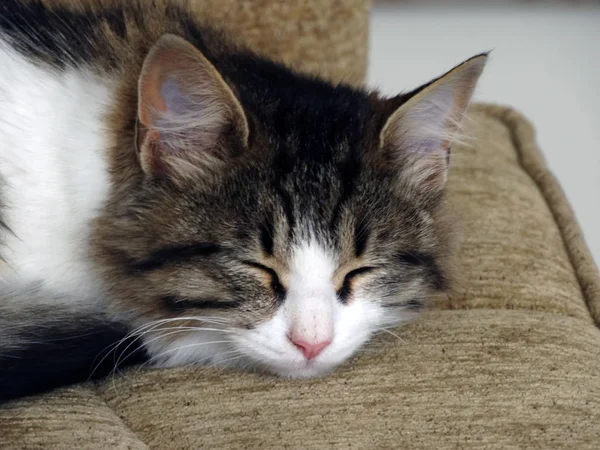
3;1;600;449
187;0;370;86
0;387;148;449
95;310;600;450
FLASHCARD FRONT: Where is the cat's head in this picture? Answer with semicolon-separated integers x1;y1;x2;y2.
95;34;486;377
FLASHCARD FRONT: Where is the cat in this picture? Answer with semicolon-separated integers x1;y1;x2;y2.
0;0;486;402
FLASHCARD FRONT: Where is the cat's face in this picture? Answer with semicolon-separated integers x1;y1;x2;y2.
94;35;485;377
101;153;448;377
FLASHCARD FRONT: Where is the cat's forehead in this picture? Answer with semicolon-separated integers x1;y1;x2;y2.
233;74;376;157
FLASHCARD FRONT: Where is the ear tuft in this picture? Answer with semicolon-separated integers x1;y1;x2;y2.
380;54;488;197
137;34;249;181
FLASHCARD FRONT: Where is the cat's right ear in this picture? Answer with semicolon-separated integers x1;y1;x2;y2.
137;34;249;181
377;54;487;201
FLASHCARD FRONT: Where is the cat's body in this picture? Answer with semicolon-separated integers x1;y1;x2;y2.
0;43;112;302
0;0;486;402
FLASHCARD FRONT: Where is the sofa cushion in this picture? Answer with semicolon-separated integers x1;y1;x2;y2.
442;105;596;322
94;310;600;450
0;387;148;449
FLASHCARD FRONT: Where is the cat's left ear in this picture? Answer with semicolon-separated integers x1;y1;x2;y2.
137;34;249;180
379;53;487;198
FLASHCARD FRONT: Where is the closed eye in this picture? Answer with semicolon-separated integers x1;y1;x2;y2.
241;260;286;303
337;266;377;303
162;295;240;312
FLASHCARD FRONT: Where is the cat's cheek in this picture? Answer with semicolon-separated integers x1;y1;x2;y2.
230;307;309;375
328;297;386;362
143;328;235;368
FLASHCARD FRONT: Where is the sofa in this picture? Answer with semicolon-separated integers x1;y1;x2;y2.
1;0;599;448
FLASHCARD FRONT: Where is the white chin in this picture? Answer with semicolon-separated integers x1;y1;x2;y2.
266;361;338;379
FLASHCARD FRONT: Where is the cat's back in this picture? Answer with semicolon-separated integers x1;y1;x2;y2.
0;0;225;72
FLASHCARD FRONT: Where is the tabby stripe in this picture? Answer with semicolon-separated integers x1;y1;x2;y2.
330;151;362;230
354;220;369;257
396;251;446;290
129;243;221;272
162;296;240;312
277;186;295;239
259;216;275;256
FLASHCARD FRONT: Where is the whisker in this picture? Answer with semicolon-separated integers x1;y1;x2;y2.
114;325;237;370
136;340;235;373
193;352;247;380
89;320;169;379
89;316;235;378
377;327;406;344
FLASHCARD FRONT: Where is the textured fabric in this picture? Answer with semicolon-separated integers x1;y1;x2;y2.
96;311;600;450
485;105;600;326
3;0;600;449
441;105;595;322
0;386;148;449
188;0;370;86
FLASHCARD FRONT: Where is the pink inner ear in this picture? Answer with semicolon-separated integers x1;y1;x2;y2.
136;34;249;179
139;73;168;127
160;78;189;115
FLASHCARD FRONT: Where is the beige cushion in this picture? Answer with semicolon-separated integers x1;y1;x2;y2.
3;1;600;449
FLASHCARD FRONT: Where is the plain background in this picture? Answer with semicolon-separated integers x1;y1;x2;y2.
368;2;600;264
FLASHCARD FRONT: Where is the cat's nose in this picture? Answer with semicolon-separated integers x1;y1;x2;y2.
289;335;331;360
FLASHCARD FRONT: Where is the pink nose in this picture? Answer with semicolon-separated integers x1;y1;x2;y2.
289;336;331;360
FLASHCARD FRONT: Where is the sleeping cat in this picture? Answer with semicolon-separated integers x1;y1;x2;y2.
0;0;486;401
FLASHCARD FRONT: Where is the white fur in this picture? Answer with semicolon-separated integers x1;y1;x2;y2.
285;240;337;344
146;328;235;369
234;241;340;376
0;42;114;303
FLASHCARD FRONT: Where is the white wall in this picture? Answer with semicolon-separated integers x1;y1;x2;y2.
369;5;600;264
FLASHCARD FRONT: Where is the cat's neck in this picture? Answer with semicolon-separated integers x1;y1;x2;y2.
0;43;117;301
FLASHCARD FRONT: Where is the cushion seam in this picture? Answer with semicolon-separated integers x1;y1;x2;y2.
90;382;151;449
